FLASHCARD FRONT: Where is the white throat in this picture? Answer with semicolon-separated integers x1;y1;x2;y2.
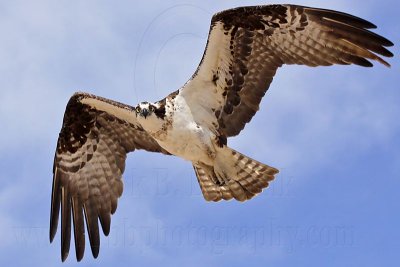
137;115;164;134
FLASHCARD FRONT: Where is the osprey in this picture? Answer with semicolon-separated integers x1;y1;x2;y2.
50;4;393;261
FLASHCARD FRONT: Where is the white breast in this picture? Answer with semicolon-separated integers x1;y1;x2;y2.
155;94;216;165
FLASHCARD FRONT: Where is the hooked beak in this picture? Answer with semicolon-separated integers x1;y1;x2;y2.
141;108;149;119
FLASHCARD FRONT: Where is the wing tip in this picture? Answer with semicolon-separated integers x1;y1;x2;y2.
61;251;69;262
371;55;392;68
71;197;86;262
49;206;59;244
383;39;394;47
99;214;111;236
49;230;56;243
304;5;377;29
61;187;72;263
91;246;100;259
380;59;391;68
83;203;101;260
75;242;85;262
50;168;61;244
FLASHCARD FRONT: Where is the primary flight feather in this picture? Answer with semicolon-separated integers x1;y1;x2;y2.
49;4;393;261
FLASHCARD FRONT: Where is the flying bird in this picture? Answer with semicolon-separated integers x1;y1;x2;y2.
49;4;393;261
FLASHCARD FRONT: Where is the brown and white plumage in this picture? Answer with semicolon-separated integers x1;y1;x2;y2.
50;93;169;261
50;4;393;261
181;5;393;138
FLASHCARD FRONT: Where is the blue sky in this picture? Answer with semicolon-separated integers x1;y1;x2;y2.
0;0;398;266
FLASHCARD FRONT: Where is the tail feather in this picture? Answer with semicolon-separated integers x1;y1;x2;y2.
194;147;279;202
226;179;253;201
194;166;233;201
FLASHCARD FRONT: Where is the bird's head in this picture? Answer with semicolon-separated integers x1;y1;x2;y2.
135;102;155;119
135;101;166;132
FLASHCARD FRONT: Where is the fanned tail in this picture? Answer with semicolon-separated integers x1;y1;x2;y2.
194;147;279;202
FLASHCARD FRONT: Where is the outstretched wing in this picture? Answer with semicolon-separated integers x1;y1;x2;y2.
50;92;169;261
180;4;393;137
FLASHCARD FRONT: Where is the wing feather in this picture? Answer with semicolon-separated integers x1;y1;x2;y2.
71;197;85;261
61;186;72;261
180;4;393;137
50;92;169;261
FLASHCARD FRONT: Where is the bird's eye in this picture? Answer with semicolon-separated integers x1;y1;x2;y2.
135;107;141;113
149;106;155;112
